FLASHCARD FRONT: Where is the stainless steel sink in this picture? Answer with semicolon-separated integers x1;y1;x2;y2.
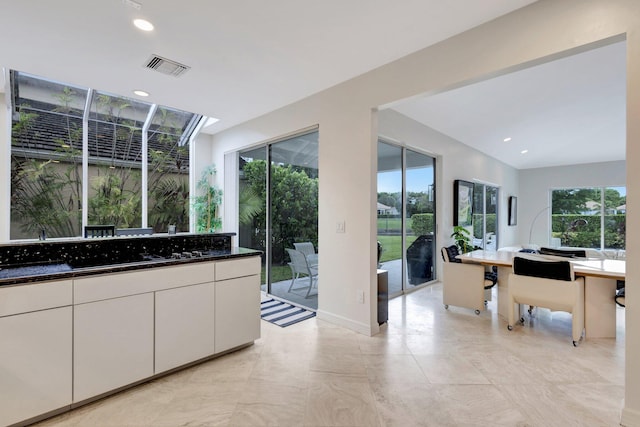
0;262;73;279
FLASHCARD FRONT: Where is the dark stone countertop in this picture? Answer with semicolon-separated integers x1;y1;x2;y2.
0;245;261;288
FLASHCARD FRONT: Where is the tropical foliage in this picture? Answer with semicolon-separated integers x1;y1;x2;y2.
10;84;192;238
193;165;223;233
241;160;318;264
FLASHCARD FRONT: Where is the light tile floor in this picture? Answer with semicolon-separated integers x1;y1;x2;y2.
34;284;625;427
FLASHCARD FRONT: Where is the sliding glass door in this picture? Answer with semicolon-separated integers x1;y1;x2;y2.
238;131;319;310
377;140;436;296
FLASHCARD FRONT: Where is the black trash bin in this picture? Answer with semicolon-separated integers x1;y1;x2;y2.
406;234;434;284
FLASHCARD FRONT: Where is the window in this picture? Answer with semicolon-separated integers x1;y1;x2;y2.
238;130;319;310
473;183;499;250
377;140;436;297
9;71;201;239
550;187;626;250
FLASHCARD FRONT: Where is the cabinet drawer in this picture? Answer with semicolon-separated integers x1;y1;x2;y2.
0;280;72;317
74;262;215;303
215;256;260;281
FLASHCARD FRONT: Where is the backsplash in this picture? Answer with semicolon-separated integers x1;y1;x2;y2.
0;233;235;268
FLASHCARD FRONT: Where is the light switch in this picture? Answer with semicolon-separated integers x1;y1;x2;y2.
336;221;345;233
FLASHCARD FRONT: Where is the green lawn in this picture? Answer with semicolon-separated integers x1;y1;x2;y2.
377;235;417;262
261;234;418;281
261;265;292;284
377;217;405;231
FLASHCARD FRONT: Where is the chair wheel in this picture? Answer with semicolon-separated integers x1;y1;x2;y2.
507;325;513;331
475;309;481;315
573;340;578;347
444;304;449;309
519;317;525;324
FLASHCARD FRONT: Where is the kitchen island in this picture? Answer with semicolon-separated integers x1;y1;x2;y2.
0;233;261;427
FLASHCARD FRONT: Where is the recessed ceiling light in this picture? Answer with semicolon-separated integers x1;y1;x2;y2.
133;18;154;31
521;149;529;154
503;137;512;142
133;90;149;97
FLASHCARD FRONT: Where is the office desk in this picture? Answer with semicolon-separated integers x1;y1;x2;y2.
458;250;625;338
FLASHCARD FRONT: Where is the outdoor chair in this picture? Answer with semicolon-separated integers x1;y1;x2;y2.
294;242;318;267
286;248;318;298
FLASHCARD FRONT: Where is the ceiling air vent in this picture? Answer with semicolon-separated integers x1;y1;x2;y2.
144;54;190;77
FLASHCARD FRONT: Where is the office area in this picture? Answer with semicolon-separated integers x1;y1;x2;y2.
209;2;639;425
1;0;639;426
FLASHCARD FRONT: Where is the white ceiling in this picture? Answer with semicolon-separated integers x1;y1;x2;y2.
0;0;536;135
390;40;627;170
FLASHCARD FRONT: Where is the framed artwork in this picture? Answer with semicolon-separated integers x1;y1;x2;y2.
453;180;474;226
508;196;518;226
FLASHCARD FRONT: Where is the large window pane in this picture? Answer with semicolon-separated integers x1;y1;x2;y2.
405;150;435;288
604;187;626;249
551;187;625;250
87;92;149;228
239;131;318;310
269;132;319;308
9;70;203;240
377;142;403;295
238;147;267;286
147;107;195;233
473;184;499;250
10;72;86;239
378;141;437;296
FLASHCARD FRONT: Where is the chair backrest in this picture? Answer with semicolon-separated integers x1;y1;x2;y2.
441;245;461;263
286;248;309;272
116;227;153;236
294;242;315;257
84;225;115;238
539;247;586;258
513;256;574;281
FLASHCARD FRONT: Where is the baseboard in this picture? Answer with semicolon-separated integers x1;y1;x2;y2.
316;309;379;336
621;405;640;427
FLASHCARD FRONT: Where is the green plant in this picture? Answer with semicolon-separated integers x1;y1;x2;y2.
149;177;190;232
193;165;223;232
451;225;473;253
88;170;141;227
238;185;263;226
410;213;434;235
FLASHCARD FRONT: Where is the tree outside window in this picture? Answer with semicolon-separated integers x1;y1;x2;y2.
551;187;625;249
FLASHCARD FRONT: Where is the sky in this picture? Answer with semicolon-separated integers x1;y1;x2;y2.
377;168;434;194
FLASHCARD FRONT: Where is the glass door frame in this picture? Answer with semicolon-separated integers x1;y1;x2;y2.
473;182;499;250
237;127;319;309
378;138;437;299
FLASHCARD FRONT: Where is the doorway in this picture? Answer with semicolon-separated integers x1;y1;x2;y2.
377;139;436;297
238;130;319;310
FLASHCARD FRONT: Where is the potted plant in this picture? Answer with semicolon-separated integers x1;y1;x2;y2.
193;165;223;233
451;225;473;253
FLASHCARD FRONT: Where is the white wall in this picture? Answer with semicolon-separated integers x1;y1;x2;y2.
208;1;640;423
520;161;626;246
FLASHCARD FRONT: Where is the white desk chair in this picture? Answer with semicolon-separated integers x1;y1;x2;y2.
508;256;585;346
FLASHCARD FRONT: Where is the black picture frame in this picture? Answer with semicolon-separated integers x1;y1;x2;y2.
508;196;518;226
453;180;474;227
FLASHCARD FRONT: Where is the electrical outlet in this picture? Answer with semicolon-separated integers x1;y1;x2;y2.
336;221;346;233
357;290;365;304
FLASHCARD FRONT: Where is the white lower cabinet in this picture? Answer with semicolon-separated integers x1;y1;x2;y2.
73;293;154;402
155;282;215;373
2;255;260;425
215;274;260;353
0;307;72;427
